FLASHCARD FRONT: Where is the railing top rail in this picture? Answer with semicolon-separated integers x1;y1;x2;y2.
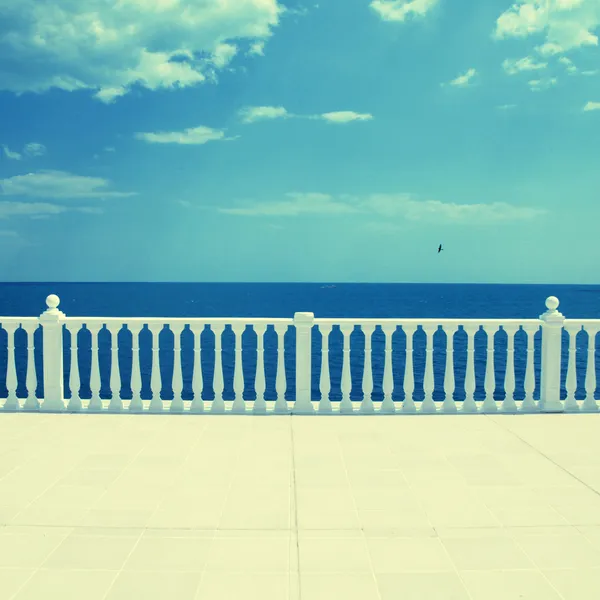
61;316;294;325
0;317;41;324
313;318;541;326
563;319;600;327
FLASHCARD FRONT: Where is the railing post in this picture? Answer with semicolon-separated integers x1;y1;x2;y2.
293;312;315;414
539;296;564;413
39;294;66;412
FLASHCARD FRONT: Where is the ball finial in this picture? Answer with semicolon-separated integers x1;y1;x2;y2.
46;294;60;309
545;296;559;311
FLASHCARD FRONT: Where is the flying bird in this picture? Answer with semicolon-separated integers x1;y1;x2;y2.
438;244;443;253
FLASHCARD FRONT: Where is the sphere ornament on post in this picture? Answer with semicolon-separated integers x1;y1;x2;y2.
545;296;559;312
45;294;61;314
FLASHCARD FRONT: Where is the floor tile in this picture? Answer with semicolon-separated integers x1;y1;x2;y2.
0;568;35;599
376;572;470;600
367;537;454;573
105;570;202;600
123;535;212;571
13;569;117;600
543;567;600;600
299;538;372;572
442;535;535;570
206;537;290;572
460;569;563;600
195;572;289;600
301;573;380;600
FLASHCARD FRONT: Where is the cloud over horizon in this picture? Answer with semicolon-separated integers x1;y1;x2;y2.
370;0;439;22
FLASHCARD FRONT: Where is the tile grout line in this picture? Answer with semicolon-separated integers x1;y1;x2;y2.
289;414;301;600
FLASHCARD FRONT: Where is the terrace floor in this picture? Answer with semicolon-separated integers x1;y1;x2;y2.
1;412;600;600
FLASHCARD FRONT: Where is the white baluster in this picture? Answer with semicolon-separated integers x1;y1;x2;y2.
108;324;123;412
564;326;580;412
481;326;497;412
521;326;538;412
340;324;353;414
421;325;437;413
402;326;417;413
442;326;457;413
231;323;246;413
360;324;375;414
88;324;103;412
318;324;333;413
2;323;18;410
64;323;81;411
502;326;518;413
169;324;185;412
274;323;288;413
380;324;396;414
23;323;40;411
462;326;478;413
129;324;144;412
148;323;163;413
582;327;598;412
211;324;226;413
252;324;267;414
190;323;204;413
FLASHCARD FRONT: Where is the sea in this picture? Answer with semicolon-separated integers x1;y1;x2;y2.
1;282;599;404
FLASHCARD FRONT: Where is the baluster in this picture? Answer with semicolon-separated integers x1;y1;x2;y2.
23;323;40;411
64;323;81;411
169;324;185;412
481;325;497;412
502;326;518;412
462;325;478;413
521;326;538;412
360;324;375;414
88;323;103;412
564;326;580;412
582;328;598;412
2;323;18;410
148;323;163;413
108;324;123;412
442;326;457;413
129;324;144;412
231;323;246;413
211;324;226;413
253;324;267;413
380;325;396;414
190;323;204;413
402;325;417;413
274;323;288;413
318;323;333;413
339;324;353;413
421;325;437;413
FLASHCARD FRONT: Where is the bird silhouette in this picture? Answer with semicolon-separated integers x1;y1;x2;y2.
438;244;443;253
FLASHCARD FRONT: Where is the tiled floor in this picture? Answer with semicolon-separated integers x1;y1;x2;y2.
1;412;600;599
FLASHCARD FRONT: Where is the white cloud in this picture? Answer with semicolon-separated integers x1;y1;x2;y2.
238;105;289;123
216;192;545;223
528;77;558;90
319;111;373;123
447;68;477;87
0;0;283;101
0;170;136;199
497;103;517;109
248;41;265;56
583;100;600;110
502;56;548;74
370;0;439;22
2;145;22;160
582;69;599;75
134;125;236;144
494;0;600;53
558;56;578;73
0;201;102;219
104;146;116;152
23;142;46;157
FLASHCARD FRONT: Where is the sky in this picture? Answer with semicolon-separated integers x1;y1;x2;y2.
0;0;599;284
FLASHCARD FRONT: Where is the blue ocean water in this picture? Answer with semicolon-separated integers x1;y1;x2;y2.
1;283;599;404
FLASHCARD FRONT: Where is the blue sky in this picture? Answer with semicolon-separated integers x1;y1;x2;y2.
1;0;599;283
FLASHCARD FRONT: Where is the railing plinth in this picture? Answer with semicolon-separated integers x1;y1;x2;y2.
39;295;66;412
539;297;565;413
292;312;315;414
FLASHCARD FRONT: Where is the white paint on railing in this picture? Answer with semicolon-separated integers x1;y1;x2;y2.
482;325;497;413
521;325;538;412
539;296;564;412
463;325;478;413
381;325;395;414
108;324;123;412
360;324;375;414
24;322;39;411
129;324;144;412
253;324;267;414
274;323;288;413
3;322;18;410
564;324;580;412
231;323;246;414
583;327;598;412
421;325;437;413
169;324;185;413
190;324;204;413
66;322;81;411
148;324;163;413
88;323;102;412
502;325;518;413
402;325;417;413
442;325;456;413
339;324;353;414
318;323;333;414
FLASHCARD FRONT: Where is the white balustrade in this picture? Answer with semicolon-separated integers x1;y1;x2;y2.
502;326;518;413
421;325;437;413
253;324;267;414
521;325;538;412
4;294;596;416
274;323;288;413
108;323;123;412
170;324;185;413
318;323;333;413
462;326;478;413
442;326;456;413
380;325;395;414
564;325;580;412
360;325;375;414
211;324;226;413
339;324;353;414
231;323;246;414
129;324;144;412
190;323;204;413
582;326;598;412
402;326;417;413
88;323;103;412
